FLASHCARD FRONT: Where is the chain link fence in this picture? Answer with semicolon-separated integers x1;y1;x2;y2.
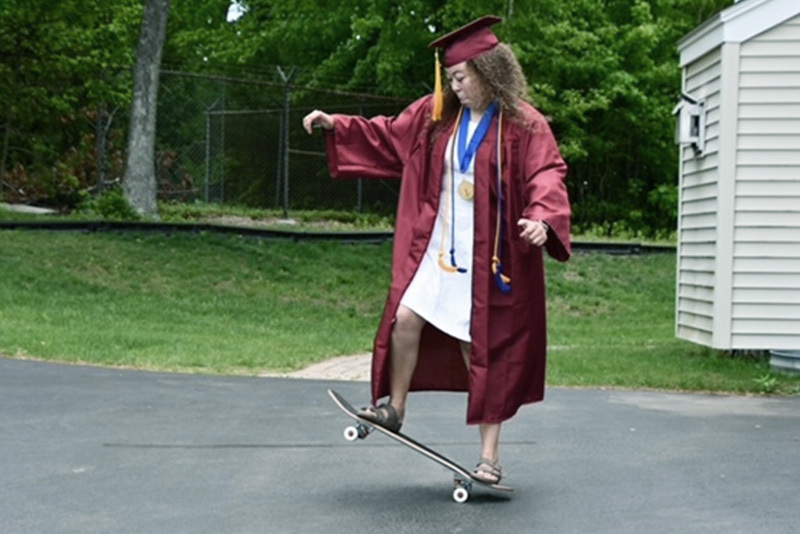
155;70;407;217
0;68;408;217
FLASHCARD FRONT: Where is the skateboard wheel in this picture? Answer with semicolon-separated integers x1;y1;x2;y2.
452;487;470;503
343;426;359;442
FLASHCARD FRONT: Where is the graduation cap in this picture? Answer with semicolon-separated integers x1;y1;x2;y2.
429;16;503;121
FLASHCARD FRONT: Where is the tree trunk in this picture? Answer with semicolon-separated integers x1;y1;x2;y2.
123;0;172;216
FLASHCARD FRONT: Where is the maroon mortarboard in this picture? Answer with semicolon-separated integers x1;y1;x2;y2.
428;16;503;120
429;15;503;67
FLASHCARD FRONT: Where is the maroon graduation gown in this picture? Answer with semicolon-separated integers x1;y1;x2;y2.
325;95;571;424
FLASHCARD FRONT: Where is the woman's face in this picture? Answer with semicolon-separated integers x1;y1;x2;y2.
446;62;488;112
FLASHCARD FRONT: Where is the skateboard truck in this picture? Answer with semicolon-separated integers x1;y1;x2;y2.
343;421;372;442
453;476;473;503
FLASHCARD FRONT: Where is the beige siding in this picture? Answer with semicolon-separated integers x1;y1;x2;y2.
677;48;723;346
732;14;800;349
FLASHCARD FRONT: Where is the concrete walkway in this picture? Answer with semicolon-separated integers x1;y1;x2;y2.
263;353;371;381
2;356;799;534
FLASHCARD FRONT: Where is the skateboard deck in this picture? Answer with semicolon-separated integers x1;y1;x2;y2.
328;388;513;503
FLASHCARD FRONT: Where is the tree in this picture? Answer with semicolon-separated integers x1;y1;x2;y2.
0;0;139;205
195;0;733;232
1;0;737;232
123;0;173;216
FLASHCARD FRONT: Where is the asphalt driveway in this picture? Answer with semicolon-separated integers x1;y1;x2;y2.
2;357;799;534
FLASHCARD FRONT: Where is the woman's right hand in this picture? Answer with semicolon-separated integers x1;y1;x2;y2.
302;110;335;134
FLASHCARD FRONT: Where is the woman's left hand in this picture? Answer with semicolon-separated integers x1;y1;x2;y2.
517;219;549;247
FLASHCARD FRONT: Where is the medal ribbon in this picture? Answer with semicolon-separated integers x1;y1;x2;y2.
438;102;511;292
457;102;498;173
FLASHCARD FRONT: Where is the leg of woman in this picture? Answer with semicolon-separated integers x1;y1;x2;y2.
387;305;426;420
479;423;502;465
460;341;503;483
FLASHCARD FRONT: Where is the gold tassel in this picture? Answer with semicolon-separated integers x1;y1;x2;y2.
432;49;443;121
492;256;512;284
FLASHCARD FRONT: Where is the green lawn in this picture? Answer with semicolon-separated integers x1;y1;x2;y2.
1;231;387;373
1;229;798;395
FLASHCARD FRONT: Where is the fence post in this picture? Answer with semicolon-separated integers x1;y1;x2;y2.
205;108;211;203
0;118;9;197
204;96;224;203
277;66;297;219
220;80;226;203
274;105;282;210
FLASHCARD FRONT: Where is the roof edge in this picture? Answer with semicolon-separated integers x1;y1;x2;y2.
678;0;800;66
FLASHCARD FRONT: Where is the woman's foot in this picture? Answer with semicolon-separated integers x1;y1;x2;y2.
472;457;503;484
357;403;404;433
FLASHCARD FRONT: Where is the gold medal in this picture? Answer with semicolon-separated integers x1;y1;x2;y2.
458;180;474;201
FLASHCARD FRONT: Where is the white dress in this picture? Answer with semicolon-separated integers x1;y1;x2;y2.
399;112;482;342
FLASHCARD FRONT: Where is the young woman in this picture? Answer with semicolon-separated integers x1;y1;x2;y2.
303;16;571;485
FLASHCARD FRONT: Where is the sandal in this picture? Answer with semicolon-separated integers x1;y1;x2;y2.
472;457;503;485
357;402;403;433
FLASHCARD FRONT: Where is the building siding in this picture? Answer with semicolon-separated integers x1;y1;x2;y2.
677;48;723;346
732;14;800;349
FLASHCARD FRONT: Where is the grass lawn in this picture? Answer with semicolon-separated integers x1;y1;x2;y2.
1;229;798;395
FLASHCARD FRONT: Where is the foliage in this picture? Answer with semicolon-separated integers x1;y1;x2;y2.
79;187;142;220
1;0;737;234
753;373;779;395
164;0;734;236
0;0;140;208
510;0;733;235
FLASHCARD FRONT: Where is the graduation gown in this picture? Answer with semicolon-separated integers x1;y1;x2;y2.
325;95;571;424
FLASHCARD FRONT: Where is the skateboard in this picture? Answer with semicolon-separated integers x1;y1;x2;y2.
328;388;513;503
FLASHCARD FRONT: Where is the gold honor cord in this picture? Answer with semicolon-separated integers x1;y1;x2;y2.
438;107;466;274
491;109;512;292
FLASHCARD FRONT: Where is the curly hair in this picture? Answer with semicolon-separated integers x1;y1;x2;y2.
433;43;531;132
